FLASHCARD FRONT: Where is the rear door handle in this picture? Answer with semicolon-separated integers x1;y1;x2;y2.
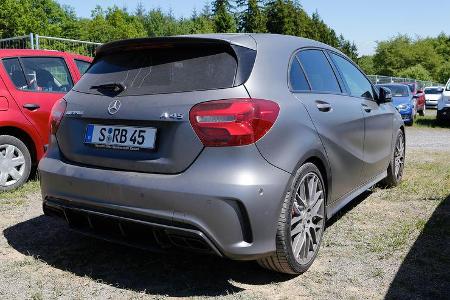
316;101;332;112
23;103;40;111
361;103;372;113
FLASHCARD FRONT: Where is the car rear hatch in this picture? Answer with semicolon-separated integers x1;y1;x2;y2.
56;35;256;173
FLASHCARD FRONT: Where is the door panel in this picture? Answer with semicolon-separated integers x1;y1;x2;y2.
1;56;74;145
295;93;365;202
361;100;394;178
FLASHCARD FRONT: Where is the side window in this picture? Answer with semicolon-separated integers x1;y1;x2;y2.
20;57;73;93
330;53;374;100
2;58;28;89
75;59;91;75
290;57;310;91
297;50;341;94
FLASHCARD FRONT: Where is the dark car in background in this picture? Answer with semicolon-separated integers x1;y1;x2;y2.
39;34;404;274
377;83;416;125
0;49;91;191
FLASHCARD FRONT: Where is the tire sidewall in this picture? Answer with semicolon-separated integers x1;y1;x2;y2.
0;135;32;191
283;163;326;273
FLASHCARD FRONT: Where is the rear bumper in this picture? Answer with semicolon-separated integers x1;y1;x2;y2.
39;144;291;260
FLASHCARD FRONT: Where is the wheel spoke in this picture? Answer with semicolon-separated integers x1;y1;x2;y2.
11;156;25;167
311;197;324;216
292;231;306;257
308;176;317;204
291;222;303;237
5;145;15;160
295;191;307;207
8;168;22;180
0;171;8;185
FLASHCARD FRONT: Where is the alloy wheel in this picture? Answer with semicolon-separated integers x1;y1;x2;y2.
0;144;26;187
290;172;325;265
394;135;405;180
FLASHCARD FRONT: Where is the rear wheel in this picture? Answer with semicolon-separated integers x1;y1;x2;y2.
380;130;405;188
257;163;326;274
0;135;32;192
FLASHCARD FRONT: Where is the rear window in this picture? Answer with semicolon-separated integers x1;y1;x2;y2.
424;88;441;94
380;85;409;97
74;46;239;96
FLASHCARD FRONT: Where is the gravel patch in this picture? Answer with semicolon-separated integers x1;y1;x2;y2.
406;127;450;151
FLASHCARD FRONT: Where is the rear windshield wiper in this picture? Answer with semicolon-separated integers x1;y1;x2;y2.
91;82;126;94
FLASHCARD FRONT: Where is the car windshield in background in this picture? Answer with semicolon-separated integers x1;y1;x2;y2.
424;88;441;94
74;46;238;96
381;85;409;97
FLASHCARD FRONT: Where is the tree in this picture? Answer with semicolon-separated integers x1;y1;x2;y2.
437;62;450;83
358;55;375;75
397;64;433;81
237;0;266;33
212;0;237;33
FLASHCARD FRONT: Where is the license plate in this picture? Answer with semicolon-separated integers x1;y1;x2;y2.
84;124;156;150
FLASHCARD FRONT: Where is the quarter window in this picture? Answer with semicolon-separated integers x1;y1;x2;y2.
75;59;91;75
20;57;73;93
297;50;341;94
290;57;310;91
330;53;374;99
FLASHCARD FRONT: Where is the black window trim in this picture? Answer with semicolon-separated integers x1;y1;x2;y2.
326;50;379;102
289;47;347;96
1;55;74;94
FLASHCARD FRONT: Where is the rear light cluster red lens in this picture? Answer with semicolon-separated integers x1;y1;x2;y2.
189;98;280;147
49;99;67;135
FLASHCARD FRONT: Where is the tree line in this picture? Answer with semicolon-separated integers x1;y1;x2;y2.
0;0;358;60
359;34;450;83
1;0;448;83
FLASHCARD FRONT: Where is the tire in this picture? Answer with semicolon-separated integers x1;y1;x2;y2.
257;162;326;274
418;105;425;116
380;130;405;188
0;135;32;192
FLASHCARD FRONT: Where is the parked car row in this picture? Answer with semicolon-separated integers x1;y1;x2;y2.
376;80;450;125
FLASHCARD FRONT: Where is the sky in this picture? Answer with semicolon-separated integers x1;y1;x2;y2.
56;0;450;56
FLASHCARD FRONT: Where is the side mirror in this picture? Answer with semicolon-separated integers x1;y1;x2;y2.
378;87;392;103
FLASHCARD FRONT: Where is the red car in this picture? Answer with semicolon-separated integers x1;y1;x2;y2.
0;49;91;191
401;82;426;116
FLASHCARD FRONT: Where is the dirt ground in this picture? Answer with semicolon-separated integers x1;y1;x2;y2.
0;126;449;300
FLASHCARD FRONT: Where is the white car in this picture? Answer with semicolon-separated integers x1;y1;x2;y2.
424;86;443;108
437;79;450;123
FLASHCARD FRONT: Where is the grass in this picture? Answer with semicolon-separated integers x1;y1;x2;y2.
377;151;450;202
0;181;40;206
414;113;450;129
369;219;426;255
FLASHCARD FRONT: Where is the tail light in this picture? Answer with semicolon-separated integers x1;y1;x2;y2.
49;99;67;135
189;98;280;147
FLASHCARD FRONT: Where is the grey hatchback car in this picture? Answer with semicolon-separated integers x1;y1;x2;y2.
39;34;405;274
